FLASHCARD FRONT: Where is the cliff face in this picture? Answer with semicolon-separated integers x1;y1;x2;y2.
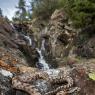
47;9;75;58
32;9;95;66
0;17;28;67
32;9;77;66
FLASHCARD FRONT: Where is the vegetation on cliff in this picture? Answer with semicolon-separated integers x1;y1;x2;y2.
12;0;95;29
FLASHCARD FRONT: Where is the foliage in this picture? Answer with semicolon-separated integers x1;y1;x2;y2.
59;0;95;28
30;0;60;19
88;73;95;81
30;0;95;28
0;8;3;17
13;0;95;29
13;0;28;22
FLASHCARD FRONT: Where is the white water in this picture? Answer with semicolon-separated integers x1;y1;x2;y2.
21;35;60;92
36;48;60;76
36;38;60;77
36;48;49;70
24;35;32;46
41;39;45;51
23;35;60;77
36;39;49;71
10;23;15;29
45;69;60;77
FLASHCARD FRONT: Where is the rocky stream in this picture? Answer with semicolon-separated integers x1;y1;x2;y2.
0;9;95;95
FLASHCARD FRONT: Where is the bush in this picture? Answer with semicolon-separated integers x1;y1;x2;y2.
31;0;60;19
61;0;95;28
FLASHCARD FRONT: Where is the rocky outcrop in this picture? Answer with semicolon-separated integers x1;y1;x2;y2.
0;17;18;48
34;9;76;66
48;9;76;58
0;17;39;95
11;64;95;95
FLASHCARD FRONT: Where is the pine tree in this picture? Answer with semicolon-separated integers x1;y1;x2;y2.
14;0;27;21
0;8;3;17
31;0;59;19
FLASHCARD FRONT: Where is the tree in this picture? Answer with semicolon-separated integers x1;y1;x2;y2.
13;0;28;21
0;8;3;17
30;0;60;19
59;0;95;28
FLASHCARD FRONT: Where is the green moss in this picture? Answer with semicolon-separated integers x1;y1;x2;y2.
88;73;95;81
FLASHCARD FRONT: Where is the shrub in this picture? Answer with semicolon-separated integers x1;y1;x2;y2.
31;0;60;19
61;0;95;28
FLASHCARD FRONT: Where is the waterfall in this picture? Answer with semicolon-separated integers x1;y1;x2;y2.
35;39;60;94
36;48;49;70
10;23;15;29
36;43;60;93
23;34;60;77
36;39;60;77
36;48;60;76
41;39;45;51
24;35;32;46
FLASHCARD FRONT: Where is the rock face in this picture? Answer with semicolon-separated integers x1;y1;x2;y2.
11;64;95;95
0;17;18;48
34;9;76;66
0;17;38;95
0;9;95;95
48;9;76;58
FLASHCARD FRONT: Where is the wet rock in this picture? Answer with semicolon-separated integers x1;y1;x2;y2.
48;9;76;58
0;47;28;71
56;91;67;95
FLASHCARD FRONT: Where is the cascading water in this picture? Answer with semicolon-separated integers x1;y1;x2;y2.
22;34;60;93
36;38;60;77
23;34;49;70
41;39;45;51
24;35;32;46
35;39;60;93
10;23;15;29
23;34;60;77
36;48;49;70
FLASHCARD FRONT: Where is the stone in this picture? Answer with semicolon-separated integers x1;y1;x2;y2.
18;66;38;73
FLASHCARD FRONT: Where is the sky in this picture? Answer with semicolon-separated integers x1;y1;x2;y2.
0;0;31;20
